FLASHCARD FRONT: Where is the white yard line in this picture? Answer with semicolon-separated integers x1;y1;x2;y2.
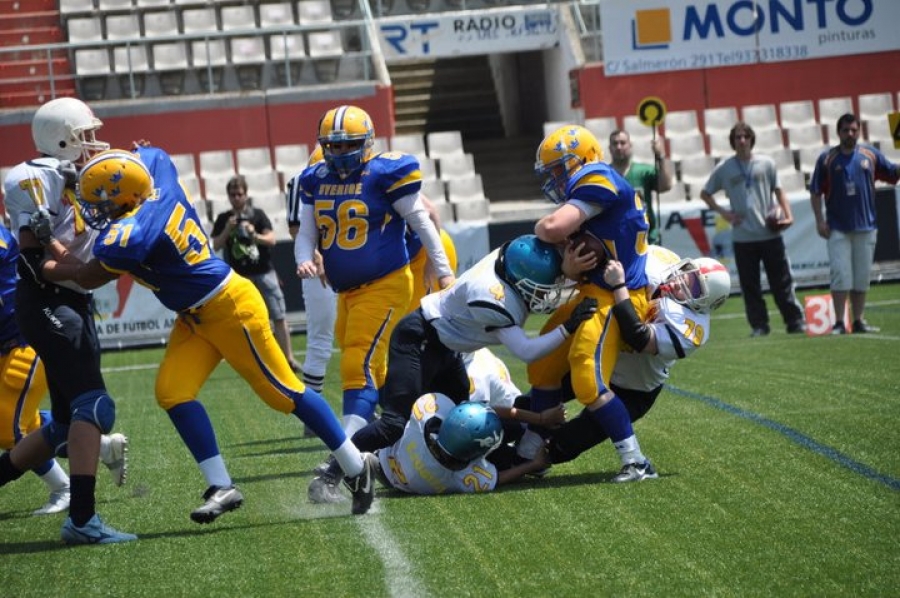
358;515;431;598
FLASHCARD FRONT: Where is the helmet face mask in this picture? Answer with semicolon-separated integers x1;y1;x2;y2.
78;150;155;230
432;399;503;469
500;234;566;314
317;105;374;179
32;98;109;163
535;125;603;204
660;257;730;313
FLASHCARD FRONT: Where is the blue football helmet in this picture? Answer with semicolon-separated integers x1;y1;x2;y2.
500;234;565;314
317;105;374;179
436;400;503;466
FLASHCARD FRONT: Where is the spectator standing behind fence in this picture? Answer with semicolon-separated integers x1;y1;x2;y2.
608;130;674;245
213;175;300;370
810;113;900;335
700;122;806;337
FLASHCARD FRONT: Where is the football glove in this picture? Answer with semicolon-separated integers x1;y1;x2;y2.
29;208;53;246
563;297;598;334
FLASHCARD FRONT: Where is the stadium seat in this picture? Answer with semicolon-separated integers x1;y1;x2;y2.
778;170;806;194
307;30;342;82
268;33;306;86
390;133;427;158
418;157;437;182
453;199;490;221
67;17;104;42
143;11;179;37
663;109;700;139
857;92;894;122
741;103;779;131
753;128;786;153
60;0;97;18
220;5;257;32
438;152;475;182
230;37;267;90
779;100;817;129
432;199;455;224
74;48;111;100
583;116;618;142
426;131;464;160
152;42;188;94
243;171;283;205
707;133;734;159
703;106;738;136
181;8;218;35
770;147;798;174
98;0;133;11
134;0;170;8
818;96;854;128
785;123;824;151
420;178;446;203
622;115;654;141
190;39;228;92
199;149;236;181
105;14;140;40
797;146;826;177
678;154;715;191
864;117;893;146
297;0;333;25
171;153;197;179
259;2;296;28
236;147;273;174
447;174;486;203
112;45;150;97
668;134;706;162
274;144;310;177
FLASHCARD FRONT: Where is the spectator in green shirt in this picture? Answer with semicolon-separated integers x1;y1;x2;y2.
609;130;674;245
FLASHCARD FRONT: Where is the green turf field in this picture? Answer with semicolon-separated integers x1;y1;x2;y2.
1;283;898;597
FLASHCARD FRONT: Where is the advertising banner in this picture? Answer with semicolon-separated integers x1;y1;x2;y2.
379;7;559;61
600;0;900;76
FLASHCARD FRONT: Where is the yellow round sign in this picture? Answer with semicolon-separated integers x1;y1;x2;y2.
637;97;667;126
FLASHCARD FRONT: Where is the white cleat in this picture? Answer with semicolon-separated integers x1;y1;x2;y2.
33;487;71;516
100;433;128;487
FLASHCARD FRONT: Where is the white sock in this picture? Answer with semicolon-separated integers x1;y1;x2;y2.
342;414;368;437
613;435;646;466
198;455;232;489
331;439;363;478
39;461;70;492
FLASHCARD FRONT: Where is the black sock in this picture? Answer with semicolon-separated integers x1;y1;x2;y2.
69;475;97;527
0;452;26;486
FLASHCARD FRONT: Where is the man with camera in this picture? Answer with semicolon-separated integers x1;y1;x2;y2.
212;175;299;371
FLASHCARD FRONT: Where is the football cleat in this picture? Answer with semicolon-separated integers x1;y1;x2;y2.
612;460;659;483
33;487;71;516
100;433;128;487
61;514;137;545
343;453;377;515
832;321;848;335
308;456;346;504
190;485;244;524
852;320;879;333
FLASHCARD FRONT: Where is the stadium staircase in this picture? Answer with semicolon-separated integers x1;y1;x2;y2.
0;0;75;108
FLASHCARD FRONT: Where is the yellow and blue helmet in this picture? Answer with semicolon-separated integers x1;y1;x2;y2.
534;125;603;204
316;105;374;178
78;149;154;229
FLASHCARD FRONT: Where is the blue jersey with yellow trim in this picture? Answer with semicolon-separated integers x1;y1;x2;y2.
91;146;231;311
0;225;23;347
298;151;422;292
568;162;649;289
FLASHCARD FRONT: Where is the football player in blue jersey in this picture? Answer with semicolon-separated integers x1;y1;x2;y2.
34;146;379;520
293;106;455;474
526;124;658;482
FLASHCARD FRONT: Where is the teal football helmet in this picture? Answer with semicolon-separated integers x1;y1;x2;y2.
435;400;503;467
499;234;565;314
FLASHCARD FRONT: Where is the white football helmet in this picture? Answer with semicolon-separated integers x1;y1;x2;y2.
660;257;731;313
32;98;109;163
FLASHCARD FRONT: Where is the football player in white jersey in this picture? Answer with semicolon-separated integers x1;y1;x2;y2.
308;234;596;501
521;246;731;473
375;393;548;495
0;98;135;544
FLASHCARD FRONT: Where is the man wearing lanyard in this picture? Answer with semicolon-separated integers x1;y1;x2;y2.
700;121;805;337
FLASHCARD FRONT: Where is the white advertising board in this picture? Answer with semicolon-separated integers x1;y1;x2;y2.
600;0;900;76
378;7;559;61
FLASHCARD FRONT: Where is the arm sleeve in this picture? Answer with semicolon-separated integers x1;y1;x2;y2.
494;325;569;363
393;192;453;279
293;203;317;265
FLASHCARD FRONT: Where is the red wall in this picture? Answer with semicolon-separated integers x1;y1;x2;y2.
579;51;899;127
0;85;394;167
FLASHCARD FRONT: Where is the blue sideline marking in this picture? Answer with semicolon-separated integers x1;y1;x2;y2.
668;386;900;491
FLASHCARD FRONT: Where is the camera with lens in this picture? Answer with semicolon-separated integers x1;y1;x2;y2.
234;216;254;244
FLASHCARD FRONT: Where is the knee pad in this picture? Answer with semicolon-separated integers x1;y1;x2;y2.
42;421;70;458
71;391;116;433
